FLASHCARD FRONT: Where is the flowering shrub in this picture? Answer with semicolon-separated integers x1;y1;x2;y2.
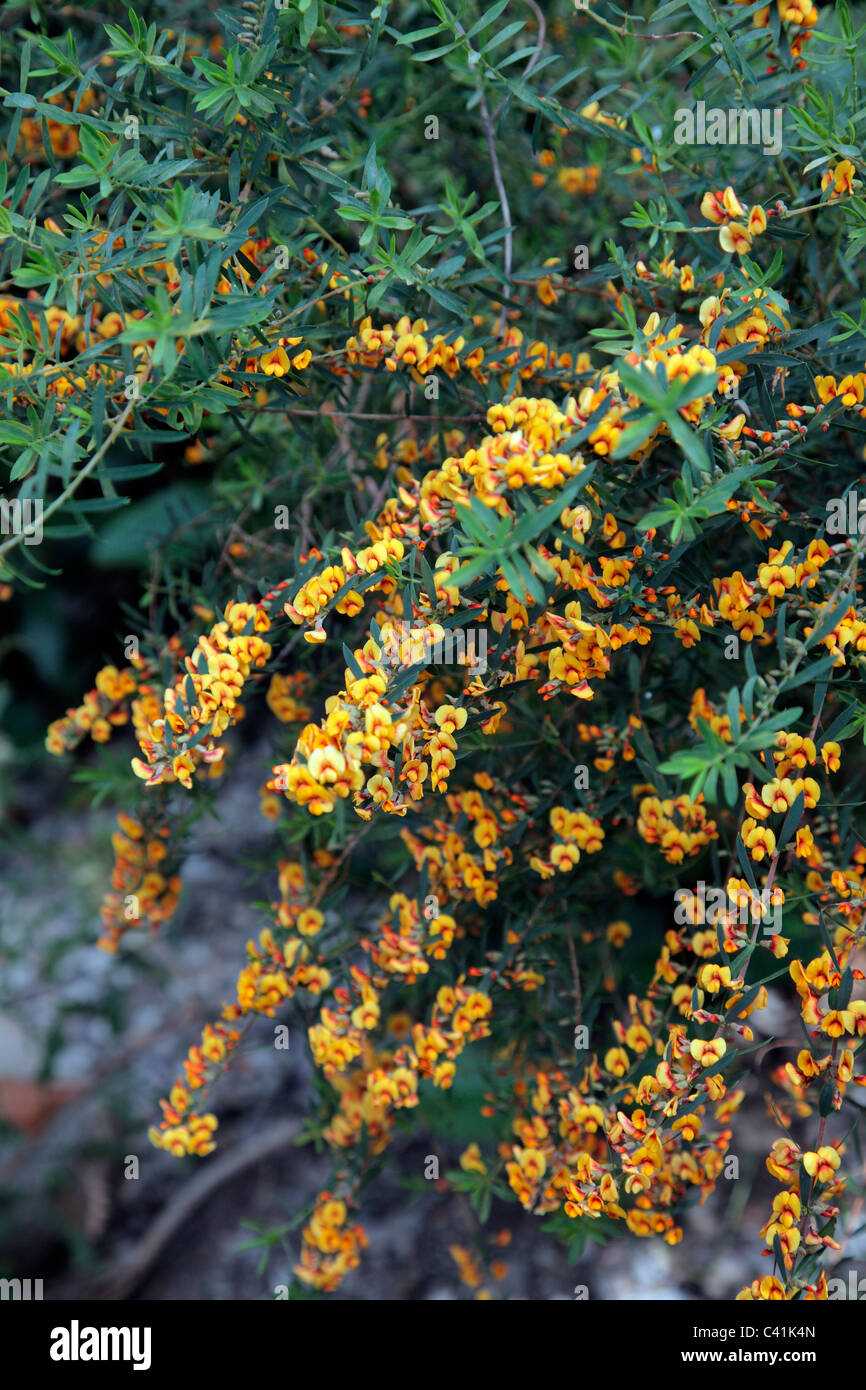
6;0;866;1298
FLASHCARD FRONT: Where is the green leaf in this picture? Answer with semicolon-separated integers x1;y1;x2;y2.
89;483;208;568
777;789;806;851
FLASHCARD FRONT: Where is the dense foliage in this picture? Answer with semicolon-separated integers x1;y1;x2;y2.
3;0;866;1298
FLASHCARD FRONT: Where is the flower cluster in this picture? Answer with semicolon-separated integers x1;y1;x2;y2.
637;794;719;864
148;1019;241;1157
700;185;768;256
131;602;271;788
294;1194;370;1293
98;812;182;953
46;665;140;753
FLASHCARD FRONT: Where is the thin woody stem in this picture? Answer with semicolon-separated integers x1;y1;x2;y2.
0;363;153;567
565;921;583;1026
